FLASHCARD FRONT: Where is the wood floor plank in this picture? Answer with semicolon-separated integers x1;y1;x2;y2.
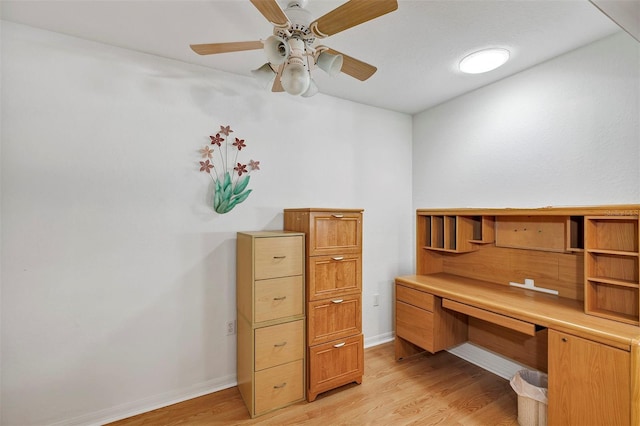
107;343;519;425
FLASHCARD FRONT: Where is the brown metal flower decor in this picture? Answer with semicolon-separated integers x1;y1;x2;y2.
198;124;260;214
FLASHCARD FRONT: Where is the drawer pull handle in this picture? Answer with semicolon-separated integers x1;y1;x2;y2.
332;214;344;218
562;337;568;343
333;342;346;348
332;299;344;304
273;382;287;389
273;255;286;259
332;256;344;261
273;296;287;301
274;341;287;347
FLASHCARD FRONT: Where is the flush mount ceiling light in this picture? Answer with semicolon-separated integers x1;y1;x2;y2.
459;48;510;74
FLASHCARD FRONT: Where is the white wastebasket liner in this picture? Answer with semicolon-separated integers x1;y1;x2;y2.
509;369;548;404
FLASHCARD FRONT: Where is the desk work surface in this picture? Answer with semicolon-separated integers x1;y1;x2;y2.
396;273;640;351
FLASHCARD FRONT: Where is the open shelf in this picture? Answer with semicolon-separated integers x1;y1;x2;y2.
586;251;639;282
585;216;638;252
469;216;495;244
585;280;639;325
584;215;639;325
566;216;584;252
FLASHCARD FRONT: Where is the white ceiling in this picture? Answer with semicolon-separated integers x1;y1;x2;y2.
1;0;623;114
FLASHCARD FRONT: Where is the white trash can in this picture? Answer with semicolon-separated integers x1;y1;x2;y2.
509;369;548;426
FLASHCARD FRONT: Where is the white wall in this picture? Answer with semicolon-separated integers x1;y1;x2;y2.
413;31;640;208
0;22;413;425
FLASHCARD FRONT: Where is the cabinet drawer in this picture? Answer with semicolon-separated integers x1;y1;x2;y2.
308;254;361;301
254;359;304;415
255;276;304;323
308;334;363;399
308;295;362;346
308;211;362;256
396;300;435;353
396;284;435;312
254;236;303;280
255;320;304;371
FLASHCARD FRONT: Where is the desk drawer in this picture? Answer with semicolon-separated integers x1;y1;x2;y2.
396;300;435;353
396;284;435;312
255;320;304;371
443;299;537;336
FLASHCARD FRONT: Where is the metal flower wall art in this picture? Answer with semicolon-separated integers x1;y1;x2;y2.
198;124;260;214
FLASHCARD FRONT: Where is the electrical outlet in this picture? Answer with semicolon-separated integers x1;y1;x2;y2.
373;293;380;307
226;320;236;336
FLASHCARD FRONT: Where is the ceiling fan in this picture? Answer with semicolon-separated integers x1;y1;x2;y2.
190;0;398;97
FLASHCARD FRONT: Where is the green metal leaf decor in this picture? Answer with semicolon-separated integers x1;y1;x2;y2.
197;124;261;214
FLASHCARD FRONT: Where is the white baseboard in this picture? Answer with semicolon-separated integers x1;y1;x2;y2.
446;342;531;380
364;331;395;348
49;375;237;426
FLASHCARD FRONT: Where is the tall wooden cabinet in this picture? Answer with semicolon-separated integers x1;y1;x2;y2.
284;208;364;402
236;231;305;417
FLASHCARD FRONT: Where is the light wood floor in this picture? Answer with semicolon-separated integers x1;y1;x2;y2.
108;342;518;425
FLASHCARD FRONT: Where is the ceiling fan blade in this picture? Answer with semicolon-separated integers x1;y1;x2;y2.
272;65;284;92
325;48;377;81
310;0;398;38
250;0;290;27
190;41;263;55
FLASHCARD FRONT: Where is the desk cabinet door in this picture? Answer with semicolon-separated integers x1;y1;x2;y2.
548;330;630;426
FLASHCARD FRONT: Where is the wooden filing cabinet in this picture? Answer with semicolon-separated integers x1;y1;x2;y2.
284;208;364;402
236;231;305;417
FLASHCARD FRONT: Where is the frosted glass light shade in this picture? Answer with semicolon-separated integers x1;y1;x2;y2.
302;79;318;97
281;62;310;95
459;48;510;74
317;52;343;77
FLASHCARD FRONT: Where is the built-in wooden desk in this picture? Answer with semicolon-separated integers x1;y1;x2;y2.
396;273;640;351
395;206;640;426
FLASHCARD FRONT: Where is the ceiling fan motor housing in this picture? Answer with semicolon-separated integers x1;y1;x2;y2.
275;2;315;47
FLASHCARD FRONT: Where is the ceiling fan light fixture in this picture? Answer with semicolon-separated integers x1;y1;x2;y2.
251;63;276;87
264;35;290;65
280;38;310;95
281;61;310;95
459;48;510;74
302;78;318;97
316;51;343;77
